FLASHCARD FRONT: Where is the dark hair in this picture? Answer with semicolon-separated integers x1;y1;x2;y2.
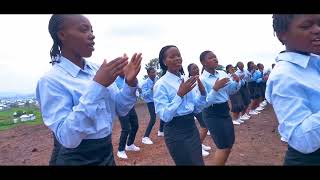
48;14;68;64
225;64;233;74
199;50;211;63
272;14;296;44
147;67;155;74
257;63;263;69
236;61;243;68
247;61;254;72
159;45;184;76
187;63;197;77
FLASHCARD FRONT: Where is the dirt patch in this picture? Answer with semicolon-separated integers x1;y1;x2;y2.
0;104;287;165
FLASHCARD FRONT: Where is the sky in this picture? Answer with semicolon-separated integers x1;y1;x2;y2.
0;14;285;94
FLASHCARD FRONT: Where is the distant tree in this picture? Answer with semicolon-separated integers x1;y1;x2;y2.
143;58;162;80
27;110;34;114
11;102;19;108
13;112;19;118
16;110;24;117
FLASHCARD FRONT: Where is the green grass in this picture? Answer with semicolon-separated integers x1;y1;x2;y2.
0;107;43;131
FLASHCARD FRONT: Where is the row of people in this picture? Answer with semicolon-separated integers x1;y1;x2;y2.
36;14;320;166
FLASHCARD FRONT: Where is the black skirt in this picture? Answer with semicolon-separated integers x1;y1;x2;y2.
239;83;251;107
260;82;266;99
284;145;320;165
229;91;245;113
194;112;207;128
49;133;62;166
164;114;204;166
203;102;235;149
248;81;261;99
55;135;115;166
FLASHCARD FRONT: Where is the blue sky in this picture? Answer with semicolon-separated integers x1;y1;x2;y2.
0;14;284;94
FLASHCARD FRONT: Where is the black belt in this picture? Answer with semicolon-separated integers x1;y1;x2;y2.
207;101;228;109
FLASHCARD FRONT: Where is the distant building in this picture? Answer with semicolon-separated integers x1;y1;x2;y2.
20;114;36;122
17;102;25;107
0;103;8;110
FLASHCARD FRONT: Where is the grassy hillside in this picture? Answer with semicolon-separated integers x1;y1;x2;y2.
0;107;43;131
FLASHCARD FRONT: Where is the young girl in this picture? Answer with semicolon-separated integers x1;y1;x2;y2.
226;64;245;125
247;61;261;115
257;63;268;107
115;72;140;159
187;63;211;157
252;63;265;112
36;14;142;165
199;50;241;165
153;45;207;165
235;61;251;121
267;14;320;165
141;67;158;145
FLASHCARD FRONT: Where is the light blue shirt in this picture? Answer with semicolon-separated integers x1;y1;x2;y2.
252;70;263;83
141;77;157;103
228;73;245;87
235;69;251;86
200;70;241;106
266;52;320;154
235;69;251;83
153;71;207;123
247;69;255;82
115;76;125;89
36;56;138;149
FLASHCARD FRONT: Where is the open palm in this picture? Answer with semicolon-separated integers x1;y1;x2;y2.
124;53;142;86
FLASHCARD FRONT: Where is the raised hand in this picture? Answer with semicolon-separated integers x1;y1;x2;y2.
232;74;240;82
124;53;143;87
177;76;198;97
197;77;206;96
93;56;129;87
213;77;230;91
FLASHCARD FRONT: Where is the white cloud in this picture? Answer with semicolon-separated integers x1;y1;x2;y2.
0;14;284;94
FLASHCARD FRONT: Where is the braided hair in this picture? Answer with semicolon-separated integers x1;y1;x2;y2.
272;14;296;44
187;63;196;77
147;67;155;74
236;61;242;69
48;14;67;64
225;64;233;74
159;45;184;77
247;61;254;72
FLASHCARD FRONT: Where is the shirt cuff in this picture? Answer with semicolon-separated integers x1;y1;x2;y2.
122;81;138;97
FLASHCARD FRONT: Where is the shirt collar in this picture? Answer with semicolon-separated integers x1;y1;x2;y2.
276;51;311;69
57;56;92;77
147;77;156;83
165;71;183;82
203;69;219;78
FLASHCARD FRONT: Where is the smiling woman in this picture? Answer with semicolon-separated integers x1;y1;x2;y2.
36;14;142;166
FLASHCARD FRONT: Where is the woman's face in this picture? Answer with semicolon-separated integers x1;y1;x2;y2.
203;52;218;69
58;15;95;58
164;47;182;73
189;64;199;76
